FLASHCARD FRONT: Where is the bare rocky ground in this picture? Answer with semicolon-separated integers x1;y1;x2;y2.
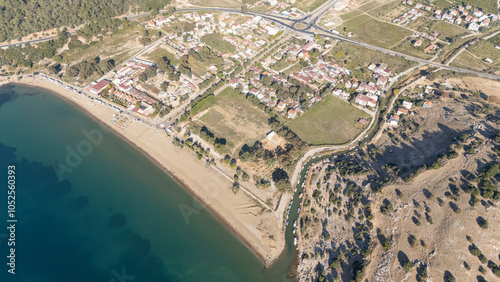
296;80;500;281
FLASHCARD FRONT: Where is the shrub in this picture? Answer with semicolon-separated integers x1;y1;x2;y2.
383;240;391;251
478;254;488;264
403;261;415;272
470;245;482;257
464;261;471;270
409;235;417;248
478;218;489;229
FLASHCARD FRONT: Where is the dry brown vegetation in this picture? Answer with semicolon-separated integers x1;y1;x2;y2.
297;76;500;281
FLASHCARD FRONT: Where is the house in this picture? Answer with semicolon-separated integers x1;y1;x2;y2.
267;100;277;108
424;43;437;53
358;118;369;126
377;76;388;86
288;108;297;118
229;78;240;88
397;107;409;115
249;87;260;96
332;89;343;96
355;94;377;107
402;101;413;109
90;80;111;94
276;101;286;111
423;100;432;108
468;23;480;32
147;20;156;27
414;39;423;47
156;17;169;26
388;115;400;125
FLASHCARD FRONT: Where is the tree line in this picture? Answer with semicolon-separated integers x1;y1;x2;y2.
0;0;172;42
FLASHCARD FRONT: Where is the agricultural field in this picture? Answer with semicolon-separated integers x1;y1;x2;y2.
193;88;271;153
287;95;370;145
357;0;385;12
338;15;412;49
432;0;498;14
367;0;405;21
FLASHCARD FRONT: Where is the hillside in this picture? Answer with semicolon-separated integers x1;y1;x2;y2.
0;0;171;42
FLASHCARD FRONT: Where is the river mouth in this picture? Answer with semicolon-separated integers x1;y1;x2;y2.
0;84;296;281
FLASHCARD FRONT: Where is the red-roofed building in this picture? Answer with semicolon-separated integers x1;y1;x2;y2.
397;107;409;115
355;94;377;107
90;80;111;95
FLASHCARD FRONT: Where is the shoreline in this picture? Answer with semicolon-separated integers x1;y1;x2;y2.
2;76;285;268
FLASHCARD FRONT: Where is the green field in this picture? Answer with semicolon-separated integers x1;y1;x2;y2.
468;39;500;68
450;51;493;72
429;21;470;39
367;0;402;18
357;1;382;12
488;34;500;46
142;46;180;66
448;0;498;14
339;10;363;21
338;15;412;49
326;41;418;73
392;38;434;60
200;34;236;54
287;96;370;145
194;88;271;152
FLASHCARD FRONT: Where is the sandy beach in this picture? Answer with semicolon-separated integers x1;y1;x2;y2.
0;75;285;267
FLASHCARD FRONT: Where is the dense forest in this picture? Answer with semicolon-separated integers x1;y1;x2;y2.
0;0;171;42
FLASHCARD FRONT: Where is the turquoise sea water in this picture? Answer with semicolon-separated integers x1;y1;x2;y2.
0;84;296;282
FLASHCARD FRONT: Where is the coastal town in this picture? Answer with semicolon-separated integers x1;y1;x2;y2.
0;0;499;281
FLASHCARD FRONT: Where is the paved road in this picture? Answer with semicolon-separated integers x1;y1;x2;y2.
175;6;500;80
3;4;499;80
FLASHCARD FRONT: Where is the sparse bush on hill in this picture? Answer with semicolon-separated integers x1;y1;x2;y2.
403;261;415;272
478;217;489;229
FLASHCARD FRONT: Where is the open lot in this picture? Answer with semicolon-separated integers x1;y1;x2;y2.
192;0;241;8
62;25;146;66
338;15;412;49
287;95;370;145
142;45;180;66
293;0;329;12
467;39;500;69
429;21;470;40
327;41;418;73
194;88;271;153
450;51;496;74
392;38;434;60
